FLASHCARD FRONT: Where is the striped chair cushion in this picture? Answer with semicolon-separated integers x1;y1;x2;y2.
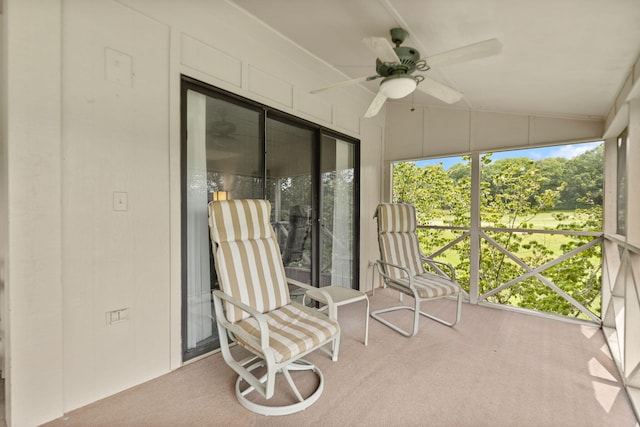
376;204;425;279
391;273;461;299
209;200;290;323
376;203;417;233
210;199;274;243
236;304;340;363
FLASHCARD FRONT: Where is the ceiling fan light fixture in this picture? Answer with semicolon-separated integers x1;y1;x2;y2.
379;76;417;99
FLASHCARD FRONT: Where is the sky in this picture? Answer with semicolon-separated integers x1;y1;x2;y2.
414;141;603;170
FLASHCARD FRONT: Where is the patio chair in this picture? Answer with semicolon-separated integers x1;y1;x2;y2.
371;203;462;337
282;204;311;265
209;199;341;416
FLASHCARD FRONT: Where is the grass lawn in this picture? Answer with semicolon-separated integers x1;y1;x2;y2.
417;209;602;318
422;210;600;260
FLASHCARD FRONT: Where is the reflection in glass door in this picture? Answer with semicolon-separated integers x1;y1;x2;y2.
320;135;357;288
183;87;262;360
182;77;359;361
266;118;313;285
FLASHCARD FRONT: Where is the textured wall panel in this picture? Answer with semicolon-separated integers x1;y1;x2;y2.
248;65;293;108
423;107;470;157
385;103;422;160
299;91;332;123
334;106;360;134
529;116;603;145
181;34;242;88
62;0;171;412
472;111;529;150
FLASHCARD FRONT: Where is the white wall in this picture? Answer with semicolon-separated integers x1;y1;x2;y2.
0;9;6;381
382;102;604;196
385;103;604;162
4;1;64;426
3;0;385;425
61;0;172;411
601;48;640;416
358;121;384;292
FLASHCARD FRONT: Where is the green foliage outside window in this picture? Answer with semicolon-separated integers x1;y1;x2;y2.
392;144;603;320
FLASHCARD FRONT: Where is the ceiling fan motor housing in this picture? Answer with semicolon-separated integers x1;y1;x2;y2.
390;27;409;46
376;46;420;76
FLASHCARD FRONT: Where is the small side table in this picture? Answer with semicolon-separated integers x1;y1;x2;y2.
304;286;369;346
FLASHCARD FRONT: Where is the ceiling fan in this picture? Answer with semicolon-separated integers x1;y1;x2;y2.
310;28;502;118
207;107;239;149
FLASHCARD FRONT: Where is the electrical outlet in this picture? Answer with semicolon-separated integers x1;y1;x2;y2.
106;308;129;325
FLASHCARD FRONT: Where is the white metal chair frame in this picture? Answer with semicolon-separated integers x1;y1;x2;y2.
371;203;463;337
212;280;339;416
373;258;462;336
209;200;341;416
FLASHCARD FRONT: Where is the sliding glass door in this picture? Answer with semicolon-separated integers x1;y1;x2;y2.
265;120;359;291
320;135;357;287
181;77;359;361
182;88;263;360
266;118;314;285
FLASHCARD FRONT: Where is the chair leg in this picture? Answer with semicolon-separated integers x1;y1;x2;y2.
235;359;325;416
332;333;340;361
370;292;462;337
363;296;369;345
419;293;462;327
282;362;312;402
370;305;418;337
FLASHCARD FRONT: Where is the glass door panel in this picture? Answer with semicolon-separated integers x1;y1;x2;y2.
266;118;313;285
182;77;359;360
320;135;356;288
183;88;262;360
204;95;263;200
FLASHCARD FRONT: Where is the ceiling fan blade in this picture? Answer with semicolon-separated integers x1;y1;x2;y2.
425;38;502;67
310;75;381;94
362;36;401;63
416;76;464;104
364;91;388;118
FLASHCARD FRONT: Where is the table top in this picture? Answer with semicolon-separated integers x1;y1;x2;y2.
305;285;367;305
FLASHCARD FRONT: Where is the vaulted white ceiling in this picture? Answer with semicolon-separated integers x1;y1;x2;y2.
231;0;640;120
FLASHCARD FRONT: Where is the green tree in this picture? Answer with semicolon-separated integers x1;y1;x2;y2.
557;144;603;209
393;161;464;261
536;157;567;200
392;149;602;319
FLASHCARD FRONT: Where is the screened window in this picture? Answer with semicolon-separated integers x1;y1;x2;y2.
392;141;604;321
617;130;627;236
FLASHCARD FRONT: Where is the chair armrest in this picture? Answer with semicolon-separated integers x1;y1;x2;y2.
212;289;271;351
287;278;337;320
420;256;456;280
375;260;415;291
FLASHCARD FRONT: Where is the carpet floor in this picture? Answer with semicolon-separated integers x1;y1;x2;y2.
43;290;638;427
